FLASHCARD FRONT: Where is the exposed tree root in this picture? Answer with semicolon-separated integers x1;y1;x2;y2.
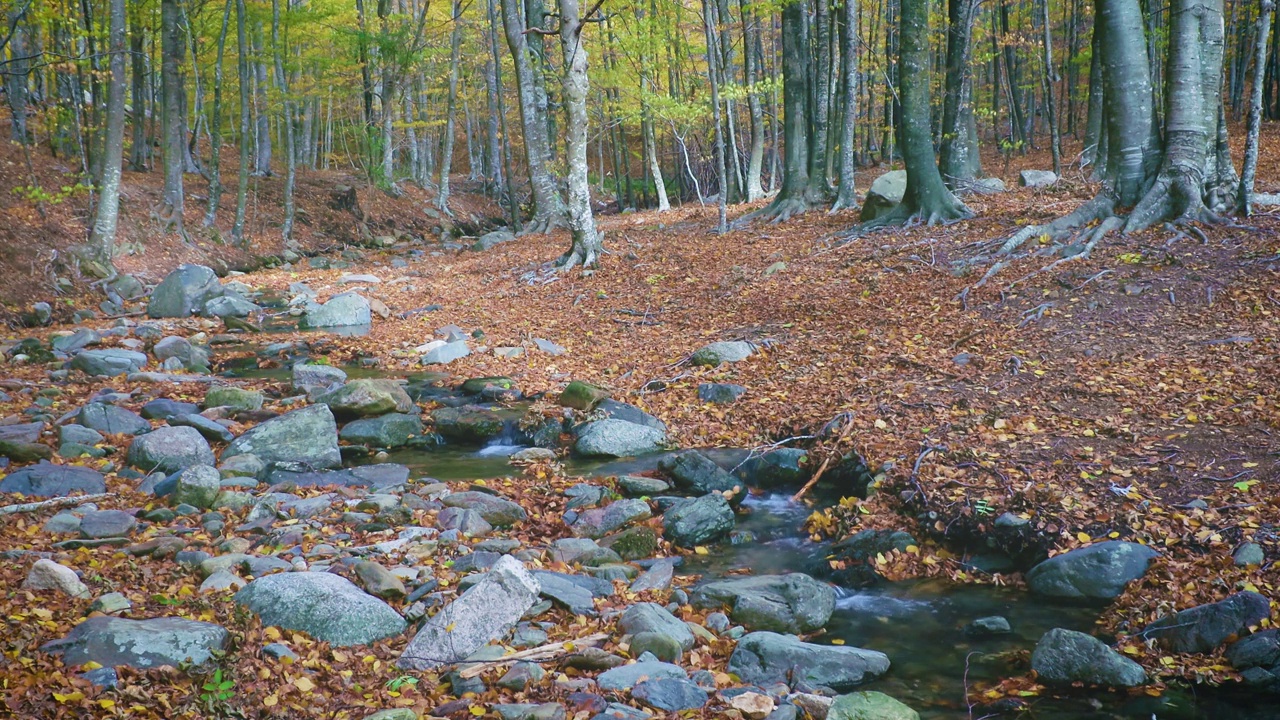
555;230;604;271
735;196;812;227
1124;170;1223;234
842;197;973;240
520;213;567;236
828;193;858;214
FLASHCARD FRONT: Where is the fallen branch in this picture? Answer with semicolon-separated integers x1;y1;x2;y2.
792;418;858;502
457;633;609;678
0;492;114;515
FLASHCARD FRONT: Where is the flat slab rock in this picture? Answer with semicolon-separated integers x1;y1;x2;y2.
235;572;406;647
0;461;106;497
41;616;228;669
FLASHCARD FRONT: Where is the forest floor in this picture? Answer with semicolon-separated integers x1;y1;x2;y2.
1;127;1279;718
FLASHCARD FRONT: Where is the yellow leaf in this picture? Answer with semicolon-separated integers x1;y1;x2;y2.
694;546;709;555
81;661;102;671
53;692;84;703
470;705;486;716
874;419;888;429
264;694;279;707
831;639;845;645
294;677;316;692
332;650;348;663
264;626;282;640
1076;532;1091;543
98;699;115;709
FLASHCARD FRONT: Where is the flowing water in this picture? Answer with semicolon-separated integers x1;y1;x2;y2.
224;354;1271;720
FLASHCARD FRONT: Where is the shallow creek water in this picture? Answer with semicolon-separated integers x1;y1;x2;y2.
223;356;1267;719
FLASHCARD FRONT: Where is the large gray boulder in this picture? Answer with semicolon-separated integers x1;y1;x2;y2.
1226;629;1280;692
571;499;652;539
574;419;666;457
125;426;215;474
663;493;734;548
173;465;222;510
471;229;516;251
1031;628;1146;687
319;379;414;419
235;572;406;647
302;292;371;328
1019;169;1058;188
692;573;835;633
828;692;919;720
202;294;260;318
340;414;424;448
659;450;742;501
1142;592;1271;654
0;461;106;496
153;337;211;371
398;555;540;670
223;404;341;471
619;603;696;653
78;403;150;435
728;631;890;691
293;363;347;394
440;491;527;526
860;170;906;221
70;349;148;377
41;616;228;669
1025;541;1158;601
148;264;223;318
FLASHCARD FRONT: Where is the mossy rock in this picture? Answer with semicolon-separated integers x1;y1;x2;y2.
559;380;610;411
601;525;659;561
460;376;516;394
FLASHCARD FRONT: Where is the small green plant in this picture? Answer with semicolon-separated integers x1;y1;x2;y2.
973;499;994;516
385;675;420;692
200;668;235;706
11;182;90;205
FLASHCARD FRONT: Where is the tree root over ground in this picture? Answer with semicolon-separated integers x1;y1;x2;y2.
734;195;817;227
519;213;566;236
555;230;604;271
840;198;973;242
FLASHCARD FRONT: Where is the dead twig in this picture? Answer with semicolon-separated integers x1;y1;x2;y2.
457;633;609;678
0;492;114;515
791;418;857;502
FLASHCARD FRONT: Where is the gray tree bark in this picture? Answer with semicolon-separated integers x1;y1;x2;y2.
1240;0;1274;214
831;0;859;210
939;0;982;187
740;0;766;201
160;0;186;231
271;0;296;240
205;0;233;228
502;0;566;231
233;0;251;243
704;0;729;231
438;0;464;212
556;0;603;268
83;0;128;276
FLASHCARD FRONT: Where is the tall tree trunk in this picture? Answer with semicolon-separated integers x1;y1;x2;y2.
807;0;834;198
487;0;521;228
233;0;251;243
253;26;273;175
438;0;463;212
502;0;566;231
832;0;859;210
129;7;149;170
205;0;233;227
740;0;766;201
556;0;603;268
83;0;128;276
939;0;982;186
160;0;186;231
704;0;729;231
5;4;31;143
1041;0;1062;175
889;0;971;223
271;0;296;240
1240;0;1274;214
1082;24;1106;170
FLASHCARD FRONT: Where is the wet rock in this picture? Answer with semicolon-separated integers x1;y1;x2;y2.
827;691;919;720
691;341;754;366
340;413;423;448
320;379;414;419
728;631;890;691
559;380;610;410
171;413;235;443
141;398;200;421
398;555;539;670
662;493;734;548
70;349;148;377
1226;629;1280;691
697;383;748;404
223;404;342;471
235;571;406;647
734;449;810;489
205;386;264;412
203;294;261;318
600;526;659;561
1;461;106;496
153;336;211;371
572;499;652;539
631;678;708;711
24;559;91;599
1031;628;1146;687
1025;541;1158;601
617;476;669;497
574;419;666;458
79;510;136;539
431;406;505;443
692;574;835;634
302;292;371;328
965;616;1012;637
659;450;742;500
1141;592;1271;654
594;400;666;433
126;426;215;474
293;363;347;394
42;616;228;668
441;491;527;526
629;558;677;592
